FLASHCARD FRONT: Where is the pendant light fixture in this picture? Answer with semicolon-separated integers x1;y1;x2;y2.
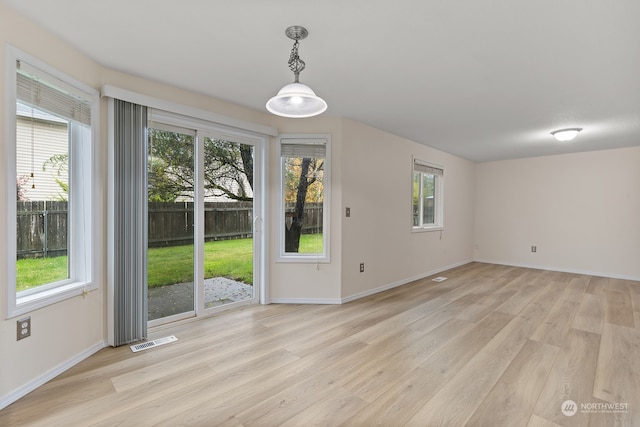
266;26;327;118
551;127;582;142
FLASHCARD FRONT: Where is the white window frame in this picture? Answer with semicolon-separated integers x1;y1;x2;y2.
4;46;99;318
277;134;331;263
412;158;444;232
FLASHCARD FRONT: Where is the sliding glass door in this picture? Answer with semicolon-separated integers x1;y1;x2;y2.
201;136;256;309
147;127;195;322
147;119;262;325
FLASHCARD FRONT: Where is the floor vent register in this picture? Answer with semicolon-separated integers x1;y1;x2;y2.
130;335;178;353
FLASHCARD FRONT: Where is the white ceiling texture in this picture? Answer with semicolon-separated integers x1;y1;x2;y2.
4;0;639;162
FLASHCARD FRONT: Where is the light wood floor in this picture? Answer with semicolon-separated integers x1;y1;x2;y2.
2;263;639;426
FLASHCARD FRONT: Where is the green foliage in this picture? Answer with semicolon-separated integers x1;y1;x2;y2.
203;137;254;201
413;171;435;203
42;153;69;201
147;129;254;202
284;157;324;203
148;130;195;202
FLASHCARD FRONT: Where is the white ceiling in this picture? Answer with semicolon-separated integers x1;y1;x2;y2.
4;0;640;162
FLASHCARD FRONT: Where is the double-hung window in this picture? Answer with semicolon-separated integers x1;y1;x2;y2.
6;47;97;317
412;159;444;231
278;135;330;262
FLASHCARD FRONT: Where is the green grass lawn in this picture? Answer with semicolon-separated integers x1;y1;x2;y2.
16;256;69;292
148;238;253;287
16;234;323;291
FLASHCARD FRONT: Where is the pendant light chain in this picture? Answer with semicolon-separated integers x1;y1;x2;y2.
288;40;305;83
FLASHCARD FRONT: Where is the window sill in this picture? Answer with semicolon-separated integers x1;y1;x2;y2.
412;226;443;234
276;255;331;264
9;281;96;319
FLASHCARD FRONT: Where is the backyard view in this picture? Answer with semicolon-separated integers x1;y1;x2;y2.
16;120;325;321
15;103;71;292
16;234;322;292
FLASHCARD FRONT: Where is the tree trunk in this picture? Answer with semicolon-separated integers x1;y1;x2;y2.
285;158;312;252
240;144;253;190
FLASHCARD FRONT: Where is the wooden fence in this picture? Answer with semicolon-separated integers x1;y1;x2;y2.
17;201;323;258
17;201;68;259
148;201;255;248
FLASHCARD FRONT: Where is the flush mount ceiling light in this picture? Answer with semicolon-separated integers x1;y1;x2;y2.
551;127;582;142
266;26;327;118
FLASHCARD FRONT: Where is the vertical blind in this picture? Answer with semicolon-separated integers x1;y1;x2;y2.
112;99;148;346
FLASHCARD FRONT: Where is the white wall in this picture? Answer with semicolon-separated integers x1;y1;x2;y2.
267;116;343;303
341;119;476;300
0;3;105;407
475;146;640;279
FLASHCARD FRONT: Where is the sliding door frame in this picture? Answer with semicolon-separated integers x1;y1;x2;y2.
148;109;267;324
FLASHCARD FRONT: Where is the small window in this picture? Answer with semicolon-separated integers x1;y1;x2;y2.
412;159;443;231
278;135;330;262
7;48;97;317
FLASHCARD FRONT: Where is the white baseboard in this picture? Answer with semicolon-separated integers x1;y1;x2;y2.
269;298;342;304
473;259;640;282
0;340;108;411
269;260;474;306
341;259;474;303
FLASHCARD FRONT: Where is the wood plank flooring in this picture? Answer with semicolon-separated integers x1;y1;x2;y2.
1;263;639;426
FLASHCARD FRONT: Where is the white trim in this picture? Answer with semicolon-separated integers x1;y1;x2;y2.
411;226;444;234
102;84;278;137
277;133;331;263
203;297;258;316
269;298;342;305
274;256;332;264
148;311;195;328
6;45;99;319
341;259;473;303
106;97;115;345
258;139;269;305
411;156;444;232
12;283;97;318
473;259;640;282
4;45;19;319
0;340;107;411
195;130;205;316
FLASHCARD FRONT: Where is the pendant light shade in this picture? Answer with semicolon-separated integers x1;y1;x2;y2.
266;82;327;118
266;26;327;118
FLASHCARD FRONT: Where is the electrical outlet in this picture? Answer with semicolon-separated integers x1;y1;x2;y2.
360;263;365;273
531;246;537;253
346;207;351;217
17;317;31;341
